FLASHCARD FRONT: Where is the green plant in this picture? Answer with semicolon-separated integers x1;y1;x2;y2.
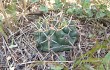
72;40;108;69
0;0;18;39
0;16;7;39
100;51;110;70
54;0;63;10
31;0;39;3
35;22;78;52
51;65;64;70
39;5;48;13
66;0;110;18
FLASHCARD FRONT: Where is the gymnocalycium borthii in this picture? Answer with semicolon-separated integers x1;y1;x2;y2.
35;21;78;52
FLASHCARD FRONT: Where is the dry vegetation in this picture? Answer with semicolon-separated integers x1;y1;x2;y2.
0;0;110;70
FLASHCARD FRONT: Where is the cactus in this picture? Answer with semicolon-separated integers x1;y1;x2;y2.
35;22;78;52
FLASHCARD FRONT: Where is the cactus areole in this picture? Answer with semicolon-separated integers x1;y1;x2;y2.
35;25;78;52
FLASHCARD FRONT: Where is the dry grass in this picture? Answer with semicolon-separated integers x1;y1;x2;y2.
0;0;110;70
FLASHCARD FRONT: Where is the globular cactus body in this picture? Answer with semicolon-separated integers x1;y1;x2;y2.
35;23;78;52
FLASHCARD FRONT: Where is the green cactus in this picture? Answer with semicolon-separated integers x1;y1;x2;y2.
35;23;78;52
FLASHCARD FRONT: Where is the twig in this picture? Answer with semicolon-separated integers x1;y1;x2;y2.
18;61;74;65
